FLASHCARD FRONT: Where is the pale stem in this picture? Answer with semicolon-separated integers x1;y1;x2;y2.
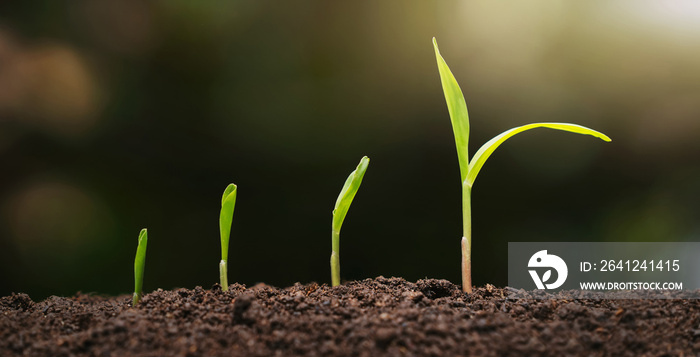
331;230;340;286
220;260;229;292
462;184;473;293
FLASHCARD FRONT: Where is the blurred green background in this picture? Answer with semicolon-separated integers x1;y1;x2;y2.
1;1;699;299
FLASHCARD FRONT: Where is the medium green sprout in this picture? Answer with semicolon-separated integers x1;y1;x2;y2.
133;228;148;306
331;156;369;287
219;183;237;292
433;38;611;293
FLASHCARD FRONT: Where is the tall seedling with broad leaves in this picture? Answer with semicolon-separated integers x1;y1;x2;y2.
433;38;611;293
331;156;370;287
220;183;237;291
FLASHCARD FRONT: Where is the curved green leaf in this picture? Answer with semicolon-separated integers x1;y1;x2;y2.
433;38;470;182
133;228;148;305
466;122;611;188
220;183;237;261
332;156;369;232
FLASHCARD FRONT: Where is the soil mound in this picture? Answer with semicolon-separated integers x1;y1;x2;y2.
1;277;698;356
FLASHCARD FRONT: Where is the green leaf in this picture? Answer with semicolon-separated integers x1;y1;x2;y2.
332;156;369;232
134;228;148;284
466;123;611;188
220;183;237;261
433;38;470;183
133;228;148;305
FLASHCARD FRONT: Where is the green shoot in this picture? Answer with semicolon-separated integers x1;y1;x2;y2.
133;228;148;306
433;37;611;293
331;156;370;286
219;183;237;292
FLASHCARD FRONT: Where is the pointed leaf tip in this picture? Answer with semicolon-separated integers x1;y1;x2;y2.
221;183;237;207
138;228;147;243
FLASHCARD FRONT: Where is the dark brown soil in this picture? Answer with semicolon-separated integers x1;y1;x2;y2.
1;277;699;356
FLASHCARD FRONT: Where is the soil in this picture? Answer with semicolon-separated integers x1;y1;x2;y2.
1;276;699;356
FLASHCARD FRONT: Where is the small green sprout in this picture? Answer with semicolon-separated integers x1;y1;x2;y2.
433;38;611;293
219;183;237;292
133;228;148;306
331;156;370;287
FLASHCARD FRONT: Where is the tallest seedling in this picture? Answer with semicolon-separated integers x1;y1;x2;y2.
433;38;611;293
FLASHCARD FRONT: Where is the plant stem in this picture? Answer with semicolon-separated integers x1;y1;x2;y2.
462;183;472;293
220;259;229;291
331;229;340;286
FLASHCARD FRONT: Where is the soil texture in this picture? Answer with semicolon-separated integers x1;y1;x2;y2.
1;277;699;356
